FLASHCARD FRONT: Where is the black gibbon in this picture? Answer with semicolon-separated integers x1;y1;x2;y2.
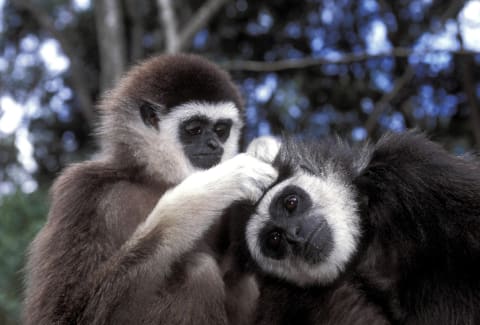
246;132;480;325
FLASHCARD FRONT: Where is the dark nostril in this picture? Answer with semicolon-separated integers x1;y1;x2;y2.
266;230;283;251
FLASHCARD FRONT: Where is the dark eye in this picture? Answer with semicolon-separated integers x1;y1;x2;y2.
185;124;202;136
284;194;298;212
266;230;283;250
214;123;228;137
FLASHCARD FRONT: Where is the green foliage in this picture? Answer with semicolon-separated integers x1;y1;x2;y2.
0;189;48;325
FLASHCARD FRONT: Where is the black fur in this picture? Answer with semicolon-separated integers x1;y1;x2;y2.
353;132;480;324
246;131;480;325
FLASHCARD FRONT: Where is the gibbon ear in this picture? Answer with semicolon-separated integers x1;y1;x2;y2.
139;100;164;130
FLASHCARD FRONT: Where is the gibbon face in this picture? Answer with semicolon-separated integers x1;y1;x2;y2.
246;138;364;286
171;101;241;169
140;100;243;170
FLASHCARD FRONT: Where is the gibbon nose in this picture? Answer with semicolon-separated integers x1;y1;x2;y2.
207;138;220;150
291;216;334;262
284;227;303;244
289;218;328;244
271;215;334;263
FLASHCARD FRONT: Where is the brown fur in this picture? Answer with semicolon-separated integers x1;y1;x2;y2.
120;54;243;111
23;54;257;325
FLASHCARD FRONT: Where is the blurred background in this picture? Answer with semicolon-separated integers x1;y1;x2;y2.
0;0;479;323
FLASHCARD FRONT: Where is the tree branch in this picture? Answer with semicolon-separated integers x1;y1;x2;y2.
365;69;415;135
125;0;146;62
157;0;230;53
222;0;467;137
12;0;95;125
399;98;417;129
363;0;467;136
222;48;479;72
177;0;229;52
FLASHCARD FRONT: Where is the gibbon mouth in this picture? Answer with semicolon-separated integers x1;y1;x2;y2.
190;153;222;169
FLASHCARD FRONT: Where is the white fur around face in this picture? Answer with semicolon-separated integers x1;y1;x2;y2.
246;170;360;287
136;101;243;185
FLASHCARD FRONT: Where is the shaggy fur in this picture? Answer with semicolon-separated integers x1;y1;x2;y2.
245;132;480;325
23;54;276;325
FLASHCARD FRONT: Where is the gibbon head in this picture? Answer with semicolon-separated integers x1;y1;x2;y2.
246;137;370;286
97;54;245;184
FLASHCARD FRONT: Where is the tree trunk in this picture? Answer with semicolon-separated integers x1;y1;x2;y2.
94;0;127;91
125;0;146;63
